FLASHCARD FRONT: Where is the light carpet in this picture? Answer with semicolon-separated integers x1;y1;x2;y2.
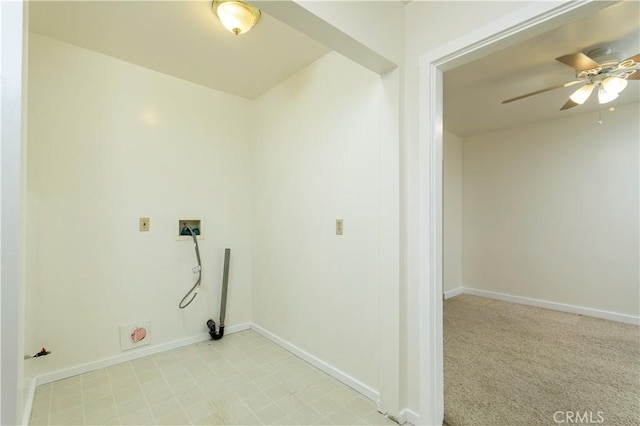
444;294;640;426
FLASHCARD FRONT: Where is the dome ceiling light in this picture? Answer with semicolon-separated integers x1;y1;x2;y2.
212;0;261;36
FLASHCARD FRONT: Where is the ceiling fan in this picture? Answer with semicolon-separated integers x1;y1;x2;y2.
503;47;640;110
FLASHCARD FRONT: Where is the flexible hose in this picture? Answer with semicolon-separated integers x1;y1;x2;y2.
179;227;202;309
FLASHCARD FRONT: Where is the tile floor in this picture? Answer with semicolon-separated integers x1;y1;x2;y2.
29;330;397;425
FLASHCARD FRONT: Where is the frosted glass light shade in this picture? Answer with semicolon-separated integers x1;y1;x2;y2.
213;0;261;35
598;86;619;104
601;76;628;94
569;84;594;104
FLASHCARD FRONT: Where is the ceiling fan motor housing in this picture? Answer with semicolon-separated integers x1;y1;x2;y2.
588;47;624;67
576;48;637;82
577;48;623;77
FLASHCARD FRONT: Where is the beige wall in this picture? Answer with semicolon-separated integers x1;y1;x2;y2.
26;34;254;375
463;103;640;316
444;131;463;293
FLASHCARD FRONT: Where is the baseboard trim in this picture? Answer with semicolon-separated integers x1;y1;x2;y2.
462;288;640;325
250;323;380;403
35;323;251;386
443;287;463;300
398;408;420;425
22;377;37;426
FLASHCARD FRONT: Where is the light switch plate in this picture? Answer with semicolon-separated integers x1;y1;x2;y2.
336;219;344;235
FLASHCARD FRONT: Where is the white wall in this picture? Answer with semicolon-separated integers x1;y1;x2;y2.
251;52;382;392
443;131;463;293
26;34;253;376
294;0;404;67
463;103;640;317
274;2;403;415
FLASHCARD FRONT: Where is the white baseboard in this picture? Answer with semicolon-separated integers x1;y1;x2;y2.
22;377;37;426
250;323;380;403
443;287;463;300
399;408;420;425
35;323;251;386
463;288;640;325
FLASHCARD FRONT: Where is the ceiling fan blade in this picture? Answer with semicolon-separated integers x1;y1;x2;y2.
556;52;600;71
502;80;583;104
626;70;640;80
616;53;640;72
560;99;579;111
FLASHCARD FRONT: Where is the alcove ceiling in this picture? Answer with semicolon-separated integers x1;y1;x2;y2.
29;1;331;100
444;1;640;137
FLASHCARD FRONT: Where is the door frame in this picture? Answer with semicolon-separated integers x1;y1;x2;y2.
1;1;26;425
416;1;615;423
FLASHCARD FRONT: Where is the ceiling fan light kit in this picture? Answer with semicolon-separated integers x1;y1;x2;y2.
597;85;619;104
503;48;639;110
569;84;594;104
601;76;628;94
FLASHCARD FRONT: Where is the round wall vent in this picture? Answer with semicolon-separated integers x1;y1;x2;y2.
130;327;147;343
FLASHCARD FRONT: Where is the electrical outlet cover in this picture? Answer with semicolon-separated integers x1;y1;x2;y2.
139;217;150;232
120;321;151;351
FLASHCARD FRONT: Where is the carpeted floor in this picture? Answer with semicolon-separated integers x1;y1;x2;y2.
443;294;640;426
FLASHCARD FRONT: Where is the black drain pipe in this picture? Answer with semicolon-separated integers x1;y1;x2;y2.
207;248;230;340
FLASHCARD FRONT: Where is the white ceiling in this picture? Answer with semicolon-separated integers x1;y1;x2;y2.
30;1;639;136
444;1;640;137
29;1;330;100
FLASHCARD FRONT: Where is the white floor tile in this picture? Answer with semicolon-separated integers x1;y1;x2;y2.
30;330;393;426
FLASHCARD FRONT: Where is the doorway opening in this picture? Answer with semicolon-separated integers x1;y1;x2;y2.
416;1;616;424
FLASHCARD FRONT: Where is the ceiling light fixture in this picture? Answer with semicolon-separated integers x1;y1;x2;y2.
568;73;630;107
503;48;639;111
212;0;261;36
597;84;619;104
569;84;594;104
601;76;628;95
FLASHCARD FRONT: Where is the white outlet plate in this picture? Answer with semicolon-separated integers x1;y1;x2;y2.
120;321;151;351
